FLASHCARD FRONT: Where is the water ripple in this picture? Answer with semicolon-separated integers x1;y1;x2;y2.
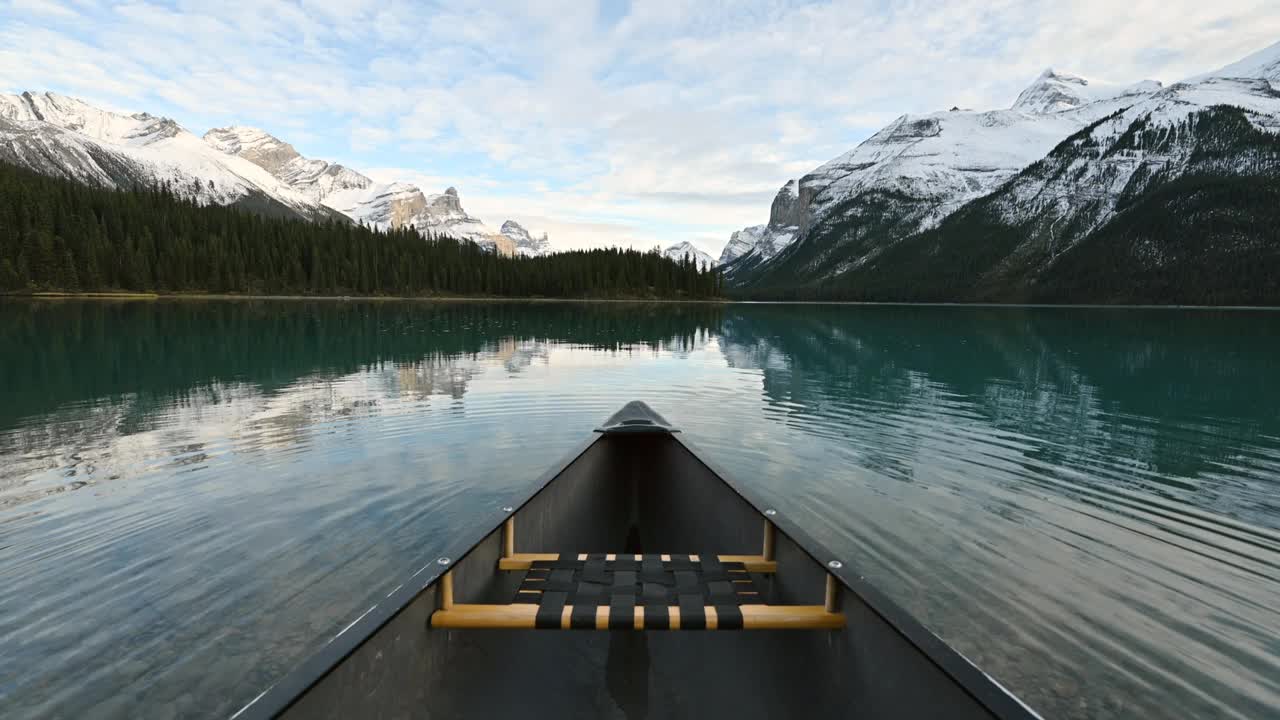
0;300;1278;719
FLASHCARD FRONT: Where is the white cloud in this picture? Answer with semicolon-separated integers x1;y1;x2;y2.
2;0;1280;255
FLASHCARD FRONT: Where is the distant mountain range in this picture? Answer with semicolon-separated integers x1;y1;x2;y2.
0;93;552;257
662;241;717;270
718;41;1280;304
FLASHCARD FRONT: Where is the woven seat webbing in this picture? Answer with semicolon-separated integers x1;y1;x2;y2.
517;553;763;608
535;591;567;629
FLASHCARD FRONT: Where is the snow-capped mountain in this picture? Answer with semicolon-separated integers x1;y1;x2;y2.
732;40;1280;304
203;125;519;254
0;93;533;255
203;126;371;203
0;92;336;221
721;68;1160;285
716;179;805;271
663;241;717;270
500;220;552;256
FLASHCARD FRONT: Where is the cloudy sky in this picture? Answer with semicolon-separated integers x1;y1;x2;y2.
2;0;1279;255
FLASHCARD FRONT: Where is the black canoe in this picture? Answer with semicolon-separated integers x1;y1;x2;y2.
231;401;1041;720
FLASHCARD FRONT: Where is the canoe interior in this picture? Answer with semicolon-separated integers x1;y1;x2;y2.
273;431;1018;720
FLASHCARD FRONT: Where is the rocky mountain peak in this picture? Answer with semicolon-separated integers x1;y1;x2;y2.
768;178;812;230
1;91;182;146
204;126;301;176
1013;69;1099;113
499;220;552;256
1013;69;1162;114
663;241;717;269
426;187;465;217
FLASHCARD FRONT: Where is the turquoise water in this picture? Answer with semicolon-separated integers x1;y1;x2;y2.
1;300;1277;719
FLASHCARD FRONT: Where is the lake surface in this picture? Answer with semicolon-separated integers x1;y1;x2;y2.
1;300;1278;719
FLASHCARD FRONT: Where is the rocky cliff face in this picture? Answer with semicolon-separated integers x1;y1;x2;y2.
499;220;552;256
204;126;372;204
717;180;806;270
201;128;516;254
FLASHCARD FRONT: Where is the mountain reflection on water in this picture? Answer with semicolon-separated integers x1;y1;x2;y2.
0;300;1277;720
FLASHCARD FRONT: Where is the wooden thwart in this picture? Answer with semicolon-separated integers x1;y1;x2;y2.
431;603;845;630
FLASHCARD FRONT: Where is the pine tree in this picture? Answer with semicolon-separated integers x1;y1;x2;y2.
0;258;19;291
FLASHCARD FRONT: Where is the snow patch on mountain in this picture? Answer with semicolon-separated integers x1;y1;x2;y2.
720;66;1165;283
0;91;326;218
500;221;552;256
662;241;717;270
1193;39;1280;84
202;126;518;254
204;126;372;203
1012;69;1161;114
717;180;803;270
991;75;1280;248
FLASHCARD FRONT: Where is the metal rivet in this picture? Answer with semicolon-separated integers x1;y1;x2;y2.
437;557;451;566
827;560;843;569
764;509;777;516
501;506;514;513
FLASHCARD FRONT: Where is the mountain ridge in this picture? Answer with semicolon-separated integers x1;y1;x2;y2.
0;92;549;256
723;40;1280;304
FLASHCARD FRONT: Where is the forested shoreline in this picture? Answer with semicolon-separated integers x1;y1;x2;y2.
0;161;722;299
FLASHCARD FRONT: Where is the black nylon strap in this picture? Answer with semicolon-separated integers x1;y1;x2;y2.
674;570;698;592
678;594;705;630
642;582;666;606
640;555;667;584
609;594;635;630
582;556;608;584
644;604;669;630
575;581;604;606
538;568;578;593
715;604;744;629
570;603;597;629
535;591;567;629
611;570;637;594
707;580;736;604
667;554;696;571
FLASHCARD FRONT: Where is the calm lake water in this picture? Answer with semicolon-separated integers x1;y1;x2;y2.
1;300;1278;719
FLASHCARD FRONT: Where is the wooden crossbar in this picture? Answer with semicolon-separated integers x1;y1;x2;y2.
496;553;777;573
431;603;845;630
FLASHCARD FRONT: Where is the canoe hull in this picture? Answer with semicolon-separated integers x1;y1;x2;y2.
251;427;1030;720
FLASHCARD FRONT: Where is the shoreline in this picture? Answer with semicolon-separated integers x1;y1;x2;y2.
2;292;1277;311
5;291;730;304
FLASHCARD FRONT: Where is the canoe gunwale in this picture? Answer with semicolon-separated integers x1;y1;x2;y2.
671;432;1044;720
229;432;605;720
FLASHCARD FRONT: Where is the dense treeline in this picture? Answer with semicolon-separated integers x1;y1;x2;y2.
0;161;722;298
